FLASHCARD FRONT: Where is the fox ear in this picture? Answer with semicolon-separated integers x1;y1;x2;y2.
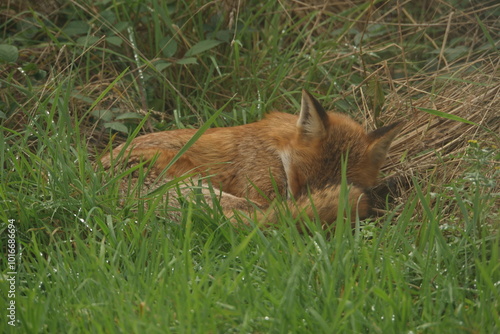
297;90;329;137
367;121;404;167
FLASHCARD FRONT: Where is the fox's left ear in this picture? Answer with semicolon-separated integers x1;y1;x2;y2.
367;121;404;167
297;90;329;138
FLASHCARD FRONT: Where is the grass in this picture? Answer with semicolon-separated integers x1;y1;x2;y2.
1;0;499;333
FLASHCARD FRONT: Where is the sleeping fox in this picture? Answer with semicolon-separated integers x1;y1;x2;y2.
101;90;403;228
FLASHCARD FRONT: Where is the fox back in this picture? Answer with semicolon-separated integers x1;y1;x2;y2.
101;90;403;225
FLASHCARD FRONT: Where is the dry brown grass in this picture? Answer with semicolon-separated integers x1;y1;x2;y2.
372;58;499;216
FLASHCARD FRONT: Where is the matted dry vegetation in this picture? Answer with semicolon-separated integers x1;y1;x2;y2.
376;59;499;218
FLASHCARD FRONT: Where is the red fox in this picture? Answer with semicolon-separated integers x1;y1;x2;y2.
101;90;403;228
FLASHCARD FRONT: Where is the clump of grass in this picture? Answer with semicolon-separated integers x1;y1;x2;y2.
0;0;499;333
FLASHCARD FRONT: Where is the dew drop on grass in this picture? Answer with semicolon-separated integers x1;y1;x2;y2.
313;241;322;254
74;212;92;231
257;90;262;112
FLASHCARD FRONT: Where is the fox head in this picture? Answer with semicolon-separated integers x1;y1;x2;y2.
283;90;403;198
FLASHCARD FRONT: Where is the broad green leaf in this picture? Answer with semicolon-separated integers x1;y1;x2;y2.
63;20;90;37
114;21;129;32
0;44;18;63
184;39;223;57
77;36;100;46
159;36;177;58
115;112;144;120
91;109;113;122
155;61;172;72
104;121;128;133
176;57;198;65
106;36;123;46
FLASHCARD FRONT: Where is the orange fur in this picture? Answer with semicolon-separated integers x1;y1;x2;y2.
101;90;403;228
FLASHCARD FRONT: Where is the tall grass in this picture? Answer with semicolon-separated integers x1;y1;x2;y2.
1;0;498;333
